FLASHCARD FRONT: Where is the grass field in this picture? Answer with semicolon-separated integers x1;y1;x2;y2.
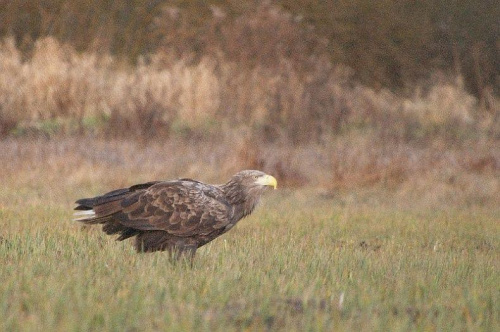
0;139;498;331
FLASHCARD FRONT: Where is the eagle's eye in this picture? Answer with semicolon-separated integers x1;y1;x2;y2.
253;175;259;179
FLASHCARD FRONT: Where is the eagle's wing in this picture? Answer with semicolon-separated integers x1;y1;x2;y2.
111;181;232;237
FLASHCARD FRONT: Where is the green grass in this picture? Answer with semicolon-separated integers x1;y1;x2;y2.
0;185;498;332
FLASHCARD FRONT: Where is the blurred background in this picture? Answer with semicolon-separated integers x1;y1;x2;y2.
0;0;498;205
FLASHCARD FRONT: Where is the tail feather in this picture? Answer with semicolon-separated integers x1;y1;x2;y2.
74;182;159;210
74;188;131;211
73;210;96;222
74;189;131;221
73;181;160;246
74;214;114;224
74;210;96;217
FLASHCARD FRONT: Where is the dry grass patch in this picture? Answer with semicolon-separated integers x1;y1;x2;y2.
0;170;498;331
1;37;496;144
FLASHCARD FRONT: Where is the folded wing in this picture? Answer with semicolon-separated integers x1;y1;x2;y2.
75;180;233;241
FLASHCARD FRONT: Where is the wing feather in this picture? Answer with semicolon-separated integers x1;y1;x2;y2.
113;181;232;237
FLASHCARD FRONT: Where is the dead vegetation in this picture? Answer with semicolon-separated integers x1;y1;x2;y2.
1;36;496;141
0;35;498;196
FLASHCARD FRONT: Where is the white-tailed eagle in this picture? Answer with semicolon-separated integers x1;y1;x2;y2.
74;170;277;260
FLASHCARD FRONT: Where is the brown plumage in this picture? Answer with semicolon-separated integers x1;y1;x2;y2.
74;170;277;260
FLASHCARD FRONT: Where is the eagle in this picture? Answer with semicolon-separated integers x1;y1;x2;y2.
74;170;277;260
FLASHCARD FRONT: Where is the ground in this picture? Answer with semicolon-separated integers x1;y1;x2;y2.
0;139;498;331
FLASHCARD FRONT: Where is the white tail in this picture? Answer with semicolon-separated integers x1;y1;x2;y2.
73;210;96;221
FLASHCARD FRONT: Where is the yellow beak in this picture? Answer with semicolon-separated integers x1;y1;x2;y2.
256;174;278;189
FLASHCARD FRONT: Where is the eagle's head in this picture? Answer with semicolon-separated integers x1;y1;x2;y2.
222;170;277;213
222;170;277;219
232;170;277;190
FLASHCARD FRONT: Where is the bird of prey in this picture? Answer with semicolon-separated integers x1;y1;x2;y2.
74;170;277;260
